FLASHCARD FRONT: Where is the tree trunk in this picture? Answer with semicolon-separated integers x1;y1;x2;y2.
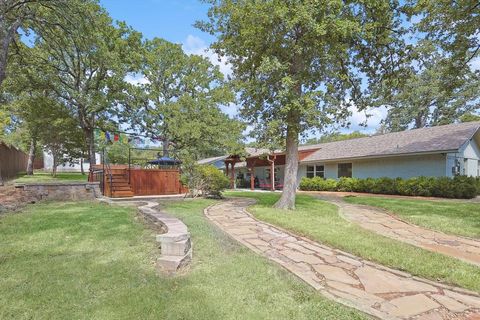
85;128;96;165
162;137;169;157
26;138;36;175
80;157;85;175
52;155;57;177
274;113;300;210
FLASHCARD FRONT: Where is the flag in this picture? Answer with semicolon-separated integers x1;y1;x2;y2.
100;131;106;141
114;134;119;142
94;129;101;140
105;132;111;142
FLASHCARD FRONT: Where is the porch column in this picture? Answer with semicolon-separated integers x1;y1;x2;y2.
270;157;275;191
250;166;255;190
230;162;236;189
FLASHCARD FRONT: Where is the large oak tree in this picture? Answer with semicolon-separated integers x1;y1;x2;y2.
199;0;405;209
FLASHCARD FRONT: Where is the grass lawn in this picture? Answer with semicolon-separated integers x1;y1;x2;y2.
0;200;366;319
14;172;88;183
343;196;480;239
226;191;480;292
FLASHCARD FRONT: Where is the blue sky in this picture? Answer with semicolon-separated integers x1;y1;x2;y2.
100;0;213;45
100;0;387;136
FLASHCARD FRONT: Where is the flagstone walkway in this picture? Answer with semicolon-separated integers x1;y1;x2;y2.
312;193;480;267
205;198;480;320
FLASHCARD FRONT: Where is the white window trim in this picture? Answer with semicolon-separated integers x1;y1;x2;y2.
306;164;325;178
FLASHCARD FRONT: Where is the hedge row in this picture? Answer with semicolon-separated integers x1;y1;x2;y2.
299;176;480;199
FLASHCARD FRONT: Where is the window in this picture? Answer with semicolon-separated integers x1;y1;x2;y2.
315;165;325;178
306;166;315;178
338;163;352;178
306;165;324;178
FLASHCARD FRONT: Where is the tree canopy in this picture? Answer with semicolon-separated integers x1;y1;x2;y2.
199;0;405;209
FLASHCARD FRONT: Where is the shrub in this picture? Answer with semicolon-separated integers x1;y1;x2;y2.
299;177;337;191
299;175;478;199
181;164;230;198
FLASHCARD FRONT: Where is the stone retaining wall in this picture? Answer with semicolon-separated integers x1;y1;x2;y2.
136;202;192;273
15;182;101;201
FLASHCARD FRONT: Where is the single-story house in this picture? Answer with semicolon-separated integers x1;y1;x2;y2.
43;151;101;173
199;121;480;190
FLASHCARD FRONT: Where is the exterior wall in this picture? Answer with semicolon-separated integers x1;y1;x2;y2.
43;152;101;172
461;139;480;177
299;154;448;180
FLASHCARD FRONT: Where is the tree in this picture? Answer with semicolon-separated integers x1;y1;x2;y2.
304;131;369;145
26;0;142;165
412;0;480;70
379;39;479;131
460;113;480;123
129;38;244;161
0;0;74;87
199;0;404;209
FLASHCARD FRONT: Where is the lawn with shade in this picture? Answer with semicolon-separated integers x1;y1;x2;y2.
0;199;366;320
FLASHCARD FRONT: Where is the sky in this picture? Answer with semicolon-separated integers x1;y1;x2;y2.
100;0;387;136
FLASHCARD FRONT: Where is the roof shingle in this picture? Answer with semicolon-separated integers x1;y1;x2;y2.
302;121;480;162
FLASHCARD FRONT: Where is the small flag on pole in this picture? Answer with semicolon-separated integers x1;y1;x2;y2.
114;134;119;142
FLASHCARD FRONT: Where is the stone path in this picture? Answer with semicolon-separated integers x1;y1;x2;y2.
312;193;480;267
205;198;480;320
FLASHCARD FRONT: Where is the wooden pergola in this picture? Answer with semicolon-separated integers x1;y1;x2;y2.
224;147;320;191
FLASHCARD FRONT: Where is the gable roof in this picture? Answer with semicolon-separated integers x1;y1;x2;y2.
302;121;480;163
197;155;228;165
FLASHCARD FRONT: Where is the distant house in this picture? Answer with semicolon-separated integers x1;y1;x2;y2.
43;152;101;173
199;121;480;190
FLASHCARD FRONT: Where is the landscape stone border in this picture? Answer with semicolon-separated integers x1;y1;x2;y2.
136;201;192;273
101;197;192;273
15;182;101;201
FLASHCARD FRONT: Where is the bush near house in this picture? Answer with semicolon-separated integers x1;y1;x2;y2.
181;164;230;198
299;176;479;199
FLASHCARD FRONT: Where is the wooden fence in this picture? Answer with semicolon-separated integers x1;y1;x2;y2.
0;142;28;180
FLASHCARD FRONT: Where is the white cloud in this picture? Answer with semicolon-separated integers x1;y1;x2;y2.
469;57;480;72
182;35;232;77
125;73;149;86
344;105;387;133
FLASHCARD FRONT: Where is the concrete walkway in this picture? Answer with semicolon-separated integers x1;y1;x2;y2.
205;198;480;320
312;193;480;267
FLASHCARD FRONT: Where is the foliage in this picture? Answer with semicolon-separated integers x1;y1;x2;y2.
0;0;74;87
379;43;480;131
128;38;244;162
182;164;229;198
198;0;405;209
299;176;479;199
304;131;368;145
460;113;480;123
21;0;142;164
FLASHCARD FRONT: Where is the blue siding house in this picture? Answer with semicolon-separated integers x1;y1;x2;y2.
200;122;480;189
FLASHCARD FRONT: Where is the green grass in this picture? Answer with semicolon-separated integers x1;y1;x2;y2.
226;191;480;292
0;200;366;319
343;196;480;239
14;172;88;183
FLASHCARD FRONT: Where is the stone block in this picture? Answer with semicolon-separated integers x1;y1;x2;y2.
161;238;191;256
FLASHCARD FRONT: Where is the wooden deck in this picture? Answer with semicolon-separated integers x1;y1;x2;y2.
89;165;186;198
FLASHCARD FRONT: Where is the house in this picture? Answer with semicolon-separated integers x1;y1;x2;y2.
199;121;480;190
43;151;101;173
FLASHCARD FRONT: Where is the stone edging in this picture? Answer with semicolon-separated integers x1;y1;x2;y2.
99;198;192;273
